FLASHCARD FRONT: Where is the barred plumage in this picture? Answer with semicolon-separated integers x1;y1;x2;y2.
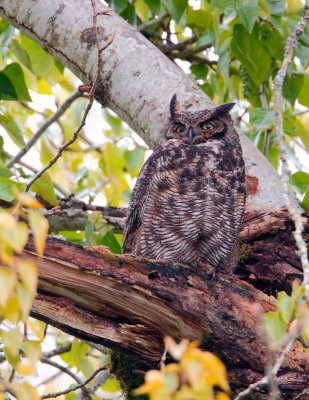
122;95;246;273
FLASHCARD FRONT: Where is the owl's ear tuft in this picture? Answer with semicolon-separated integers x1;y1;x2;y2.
212;102;235;118
170;94;181;119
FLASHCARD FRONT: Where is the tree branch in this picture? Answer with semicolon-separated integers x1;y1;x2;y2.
273;3;309;297
18;210;309;398
0;0;288;212
5;90;83;169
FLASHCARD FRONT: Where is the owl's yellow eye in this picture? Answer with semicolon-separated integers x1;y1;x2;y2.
200;121;214;130
172;123;185;134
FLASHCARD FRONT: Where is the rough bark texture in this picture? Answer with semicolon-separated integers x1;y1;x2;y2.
0;0;286;212
23;208;309;398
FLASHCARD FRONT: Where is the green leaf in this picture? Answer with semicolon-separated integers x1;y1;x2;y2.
0;177;24;202
301;191;309;212
164;0;187;23
263;311;287;343
277;292;294;324
110;0;128;14
210;0;234;10
102;377;121;392
298;74;309;107
0;20;14;58
120;4;136;25
98;230;121;254
289;171;309;194
283;73;304;104
85;221;95;246
0;114;25;146
250;108;275;131
145;0;161;13
61;339;89;370
259;23;284;60
9;39;32;70
0;63;31;101
0;166;13;178
31;173;58;206
231;24;271;85
124;147;145;176
186;9;211;30
20;34;55;79
234;0;258;33
296;43;309;66
265;0;285;15
283;108;296;136
190;63;209;80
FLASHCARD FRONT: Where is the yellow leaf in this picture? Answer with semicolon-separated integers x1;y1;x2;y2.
14;192;43;208
0;212;16;229
0;268;16;307
1;293;20;323
133;370;167;397
17;260;38;293
28;319;47;341
164;336;190;360
16;382;40;400
216;392;230;400
3;221;28;253
17;282;35;319
181;349;229;392
23;340;42;363
28;211;48;256
16;359;37;375
1;327;22;361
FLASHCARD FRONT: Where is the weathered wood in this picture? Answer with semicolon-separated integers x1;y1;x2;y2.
23;209;309;398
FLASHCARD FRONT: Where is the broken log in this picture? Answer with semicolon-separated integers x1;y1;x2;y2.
23;207;309;397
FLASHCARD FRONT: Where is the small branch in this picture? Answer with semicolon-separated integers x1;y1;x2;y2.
43;343;72;358
5;90;83;168
138;13;169;32
41;358;92;399
273;3;309;297
2;150;69;197
41;366;106;399
233;335;296;400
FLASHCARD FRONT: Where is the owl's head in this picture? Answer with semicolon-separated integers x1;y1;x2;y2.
165;94;235;145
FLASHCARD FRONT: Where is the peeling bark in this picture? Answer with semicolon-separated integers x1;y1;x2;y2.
22;209;309;398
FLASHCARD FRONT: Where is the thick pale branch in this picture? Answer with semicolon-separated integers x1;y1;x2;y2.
0;0;286;211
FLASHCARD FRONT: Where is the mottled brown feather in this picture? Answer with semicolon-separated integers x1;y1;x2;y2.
123;97;246;273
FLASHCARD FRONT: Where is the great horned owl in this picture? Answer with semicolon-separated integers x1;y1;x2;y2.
122;95;246;273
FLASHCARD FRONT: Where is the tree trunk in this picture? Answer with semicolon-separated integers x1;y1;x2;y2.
0;0;286;213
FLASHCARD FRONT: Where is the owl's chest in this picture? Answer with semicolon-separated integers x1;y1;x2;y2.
156;142;232;194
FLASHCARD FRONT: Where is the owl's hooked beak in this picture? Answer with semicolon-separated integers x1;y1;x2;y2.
188;127;195;143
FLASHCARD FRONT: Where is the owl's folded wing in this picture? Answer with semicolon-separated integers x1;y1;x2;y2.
122;144;166;254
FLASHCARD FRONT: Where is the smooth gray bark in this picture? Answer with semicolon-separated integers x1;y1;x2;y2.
0;0;285;211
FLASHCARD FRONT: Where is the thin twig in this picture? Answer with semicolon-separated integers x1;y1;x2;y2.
41;366;106;399
138;13;169;32
2;150;69;197
273;3;309;297
5;90;83;168
41;358;92;399
43;343;72;358
233;335;296;400
24;1;113;192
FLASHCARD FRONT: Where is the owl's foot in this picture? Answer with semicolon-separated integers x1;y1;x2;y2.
192;261;216;281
